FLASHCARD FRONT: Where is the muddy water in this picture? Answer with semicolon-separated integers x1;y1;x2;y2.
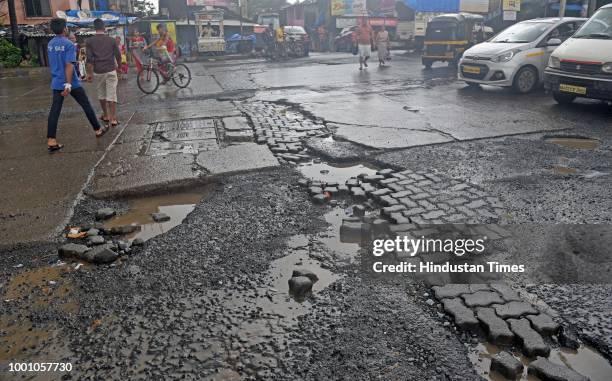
469;341;612;381
297;161;378;185
546;137;600;150
552;165;578;175
104;187;212;242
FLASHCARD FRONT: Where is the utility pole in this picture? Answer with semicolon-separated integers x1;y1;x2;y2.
7;0;19;45
589;0;597;16
559;0;567;17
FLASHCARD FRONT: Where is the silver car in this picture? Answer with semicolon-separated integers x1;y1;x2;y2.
458;17;586;93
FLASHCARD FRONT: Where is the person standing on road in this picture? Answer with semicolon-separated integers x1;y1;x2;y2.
356;18;373;70
376;25;390;66
86;18;122;128
46;18;106;153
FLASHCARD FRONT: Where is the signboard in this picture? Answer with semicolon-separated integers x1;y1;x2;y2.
460;0;489;13
186;0;234;8
150;21;177;44
331;0;367;16
503;0;521;11
503;10;517;20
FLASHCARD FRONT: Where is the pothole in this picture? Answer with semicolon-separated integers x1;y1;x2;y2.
545;137;600;150
104;186;213;242
552;165;578;175
297;161;378;184
469;341;612;381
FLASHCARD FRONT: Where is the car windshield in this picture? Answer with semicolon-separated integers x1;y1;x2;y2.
491;22;551;43
284;27;306;34
573;8;612;39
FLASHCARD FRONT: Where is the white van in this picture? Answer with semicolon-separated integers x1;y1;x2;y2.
544;4;612;104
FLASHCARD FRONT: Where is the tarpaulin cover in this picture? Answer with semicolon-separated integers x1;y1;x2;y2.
403;0;460;12
64;10;136;27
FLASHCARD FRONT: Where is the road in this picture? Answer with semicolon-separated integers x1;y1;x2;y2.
1;52;611;380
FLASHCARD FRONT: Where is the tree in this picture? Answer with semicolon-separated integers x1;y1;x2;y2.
247;0;288;19
133;0;156;16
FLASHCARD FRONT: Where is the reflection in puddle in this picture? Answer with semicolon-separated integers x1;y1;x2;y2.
319;210;363;261
546;137;600;150
469;342;611;381
104;187;212;242
552;166;578;175
297;161;377;185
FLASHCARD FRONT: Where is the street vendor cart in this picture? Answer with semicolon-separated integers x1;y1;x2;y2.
195;10;226;55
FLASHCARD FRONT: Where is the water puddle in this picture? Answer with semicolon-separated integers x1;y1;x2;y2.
104;186;212;242
297;161;378;185
546;137;600;150
318;209;363;261
469;342;612;381
552;166;578;175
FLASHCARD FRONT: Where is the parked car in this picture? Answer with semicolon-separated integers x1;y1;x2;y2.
458;17;586;93
284;26;310;57
544;3;612;104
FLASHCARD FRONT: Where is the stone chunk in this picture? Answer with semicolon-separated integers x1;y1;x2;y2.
441;298;480;331
476;308;514;344
87;235;105;246
323;187;338;195
83;245;119;264
309;186;323;195
351;188;367;201
490;282;522;302
292;269;319;283
528;357;589;381
109;225;140;235
151;212;171;222
559;328;580;349
58;243;91;259
490;351;523;380
527;314;560;336
86;228;100;237
462;291;504;307
353;204;366;217
95;208;116;221
507;318;550;357
340;220;364;242
493;301;538;319
288;276;313;297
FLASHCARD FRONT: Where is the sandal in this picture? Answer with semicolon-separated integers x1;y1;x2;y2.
111;120;119;127
48;144;64;153
95;125;109;138
100;115;110;123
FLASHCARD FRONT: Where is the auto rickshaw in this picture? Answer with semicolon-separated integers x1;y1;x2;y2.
422;13;486;69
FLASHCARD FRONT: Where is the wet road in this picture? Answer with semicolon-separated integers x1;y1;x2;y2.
1;52;611;380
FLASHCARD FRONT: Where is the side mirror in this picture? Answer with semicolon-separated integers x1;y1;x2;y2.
547;38;562;46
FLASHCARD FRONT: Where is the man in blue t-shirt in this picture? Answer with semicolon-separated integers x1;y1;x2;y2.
46;18;107;153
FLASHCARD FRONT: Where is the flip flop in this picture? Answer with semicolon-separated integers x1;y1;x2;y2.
99;115;110;123
95;125;109;138
111;120;119;128
48;144;64;153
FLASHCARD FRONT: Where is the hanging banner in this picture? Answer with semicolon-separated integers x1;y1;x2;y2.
331;0;367;16
460;0;490;13
503;0;521;11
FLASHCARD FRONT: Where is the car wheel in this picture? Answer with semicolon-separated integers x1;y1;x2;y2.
552;91;576;105
423;59;433;69
466;82;480;89
513;66;538;94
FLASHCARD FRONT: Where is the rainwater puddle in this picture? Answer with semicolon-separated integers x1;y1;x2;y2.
469;342;612;381
552;166;578;175
297;161;378;185
318;209;363;261
546;137;600;150
104;186;212;242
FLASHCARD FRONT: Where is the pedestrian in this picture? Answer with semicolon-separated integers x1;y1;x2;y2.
356;17;373;70
86;18;122;128
46;18;107;153
115;36;129;80
376;25;390;66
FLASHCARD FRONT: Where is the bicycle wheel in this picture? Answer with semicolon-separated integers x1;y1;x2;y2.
171;64;192;88
137;66;159;94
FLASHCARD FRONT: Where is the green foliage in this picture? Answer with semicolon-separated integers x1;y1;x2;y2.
0;38;21;68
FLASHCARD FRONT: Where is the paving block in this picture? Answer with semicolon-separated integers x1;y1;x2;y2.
363;174;385;183
371;188;392;200
376;168;395;177
490;351;523;380
489;283;522;302
379;195;399;206
527;314;561;336
528;357;589;381
432;283;490;299
441;298;480;331
493;302;538;319
389;213;411;224
507;318;550;358
462;291;505;308
476;308;514;345
351;187;367;202
381;204;407;217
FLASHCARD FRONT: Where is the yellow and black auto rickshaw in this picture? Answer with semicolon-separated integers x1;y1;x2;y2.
422;13;486;69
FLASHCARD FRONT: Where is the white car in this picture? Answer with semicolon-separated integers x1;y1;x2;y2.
459;17;586;93
545;3;612;104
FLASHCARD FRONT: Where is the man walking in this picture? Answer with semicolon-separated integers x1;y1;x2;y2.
356;17;373;70
86;18;122;127
46;18;106;153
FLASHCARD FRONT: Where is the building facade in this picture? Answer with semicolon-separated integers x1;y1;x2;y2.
1;0;95;25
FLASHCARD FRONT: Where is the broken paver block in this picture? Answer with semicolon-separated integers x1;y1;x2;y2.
323;187;339;195
476;308;514;345
493;301;538;319
371;188;392;199
490;351;523;379
353;204;366;217
432;283;490;299
528;357;589;381
83;245;119;264
376;168;395;177
95;208;116;221
462;291;504;307
361;182;376;194
379;195;399;206
309;186;323;195
340;220;365;242
351;188;367;201
527;314;560;336
507;318;550;357
559;328;580;349
151;212;171;222
288;276;313;297
292;269;319;283
337;185;350;195
379;178;399;186
58;243;91;259
362;174;385;183
389;213;411;224
381;204;407;217
346;178;360;188
490;282;522;302
441;298;480;331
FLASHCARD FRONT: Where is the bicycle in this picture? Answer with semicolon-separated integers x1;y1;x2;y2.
136;49;192;94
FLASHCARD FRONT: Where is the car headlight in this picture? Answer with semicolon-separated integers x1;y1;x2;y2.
603;62;612;73
549;56;560;69
493;49;519;63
